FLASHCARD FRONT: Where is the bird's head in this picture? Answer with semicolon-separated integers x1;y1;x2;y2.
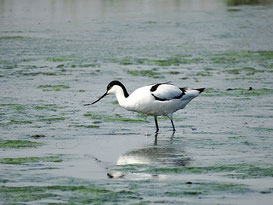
84;81;128;106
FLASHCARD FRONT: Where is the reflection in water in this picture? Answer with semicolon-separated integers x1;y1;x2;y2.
117;133;190;167
3;0;271;27
226;0;272;6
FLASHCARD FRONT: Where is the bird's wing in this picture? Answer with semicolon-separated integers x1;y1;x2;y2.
150;84;184;101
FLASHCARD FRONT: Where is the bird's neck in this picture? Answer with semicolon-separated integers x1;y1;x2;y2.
114;86;129;108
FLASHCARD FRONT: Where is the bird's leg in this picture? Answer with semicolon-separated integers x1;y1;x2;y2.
154;116;159;133
170;119;176;132
167;114;176;132
154;132;158;145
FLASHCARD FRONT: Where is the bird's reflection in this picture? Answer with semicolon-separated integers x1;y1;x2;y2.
117;132;190;167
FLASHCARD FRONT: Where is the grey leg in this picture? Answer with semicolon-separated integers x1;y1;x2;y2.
167;113;176;132
154;116;159;133
170;119;176;132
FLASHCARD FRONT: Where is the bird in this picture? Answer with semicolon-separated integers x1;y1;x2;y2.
84;81;205;133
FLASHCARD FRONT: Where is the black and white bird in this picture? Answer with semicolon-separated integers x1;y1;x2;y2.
85;81;205;133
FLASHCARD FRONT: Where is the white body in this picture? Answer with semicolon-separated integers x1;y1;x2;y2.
108;84;201;118
87;81;204;132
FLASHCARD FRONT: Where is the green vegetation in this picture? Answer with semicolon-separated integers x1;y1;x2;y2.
83;113;147;123
0;104;26;111
39;116;66;122
46;56;77;62
0;120;32;127
0;156;62;164
18;71;57;76
202;88;273;97
145;21;157;24
143;164;273;179
226;67;264;75
69;124;100;128
165;182;249;196
116;56;203;66
34;104;65;111
227;88;273;97
71;63;99;68
168;71;180;75
207;50;273;67
37;84;70;91
0;36;24;40
127;69;162;78
0;140;42;148
0;185;139;204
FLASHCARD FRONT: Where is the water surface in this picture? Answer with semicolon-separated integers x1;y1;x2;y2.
1;0;273;204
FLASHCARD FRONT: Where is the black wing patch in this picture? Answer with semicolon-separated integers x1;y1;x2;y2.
151;83;185;101
151;94;168;101
150;82;172;92
173;92;184;99
152;90;185;101
150;83;161;92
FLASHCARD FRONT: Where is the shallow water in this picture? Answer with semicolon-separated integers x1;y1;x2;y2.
1;0;273;204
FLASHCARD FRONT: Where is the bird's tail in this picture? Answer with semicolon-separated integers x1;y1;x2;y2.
196;88;205;93
182;88;205;101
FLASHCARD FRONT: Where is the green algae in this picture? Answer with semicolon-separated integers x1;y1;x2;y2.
11;105;25;111
127;69;162;78
117;56;203;66
228;135;246;139
69;124;100;129
202;88;273;97
168;71;180;75
144;164;273;179
150;57;202;66
145;21;157;24
150;58;181;66
196;71;212;77
256;50;273;59
19;71;57;76
0;186;57;203
165;182;249;197
0;120;32;127
35;105;51;110
0;140;42;149
84;113;147;123
116;51;273;74
71;63;99;68
34;104;65;111
226;165;273;179
0;36;24;40
206;51;273;68
227;88;273;96
252;127;273;132
39;116;66;122
226;67;264;75
0;185;140;204
37;84;70;91
227;8;241;12
0;104;26;111
0;156;62;164
46;56;77;62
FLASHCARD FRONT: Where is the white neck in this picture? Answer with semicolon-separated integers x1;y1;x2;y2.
115;88;128;107
108;85;129;108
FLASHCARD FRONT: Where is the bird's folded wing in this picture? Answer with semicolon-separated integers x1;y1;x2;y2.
151;84;184;101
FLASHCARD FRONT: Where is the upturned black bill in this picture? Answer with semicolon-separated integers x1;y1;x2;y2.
84;92;107;106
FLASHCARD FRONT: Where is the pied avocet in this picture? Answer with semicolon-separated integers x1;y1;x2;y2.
85;81;205;133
